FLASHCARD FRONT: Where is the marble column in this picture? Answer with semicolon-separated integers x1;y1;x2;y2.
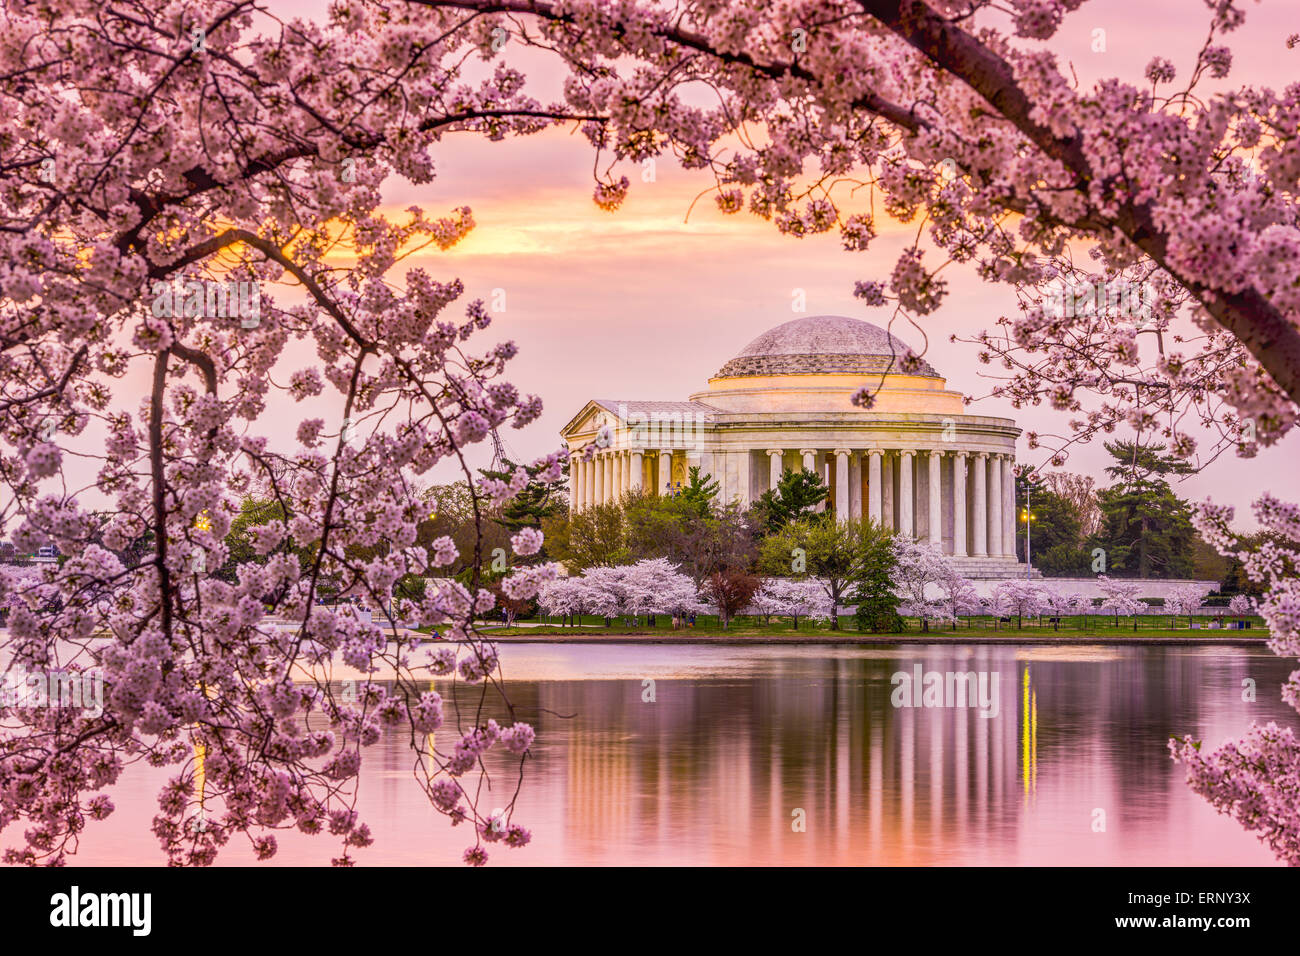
928;450;942;548
881;454;894;530
767;449;783;492
988;454;1003;559
585;453;595;508
973;453;988;556
868;450;883;525
613;452;624;503
835;449;850;521
594;452;606;506
604;453;615;505
736;450;751;507
801;448;816;473
630;449;643;494
899;450;914;537
1003;456;1016;558
574;455;585;515
849;453;863;519
952;452;967;557
658;449;672;495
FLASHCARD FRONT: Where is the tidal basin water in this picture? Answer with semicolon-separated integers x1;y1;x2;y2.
70;642;1295;866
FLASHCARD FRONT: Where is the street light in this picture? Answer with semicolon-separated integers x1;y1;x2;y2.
1020;504;1035;580
1015;472;1042;580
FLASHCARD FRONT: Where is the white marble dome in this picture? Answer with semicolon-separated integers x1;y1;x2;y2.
715;314;939;378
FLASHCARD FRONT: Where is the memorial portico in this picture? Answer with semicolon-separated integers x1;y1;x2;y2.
561;315;1030;578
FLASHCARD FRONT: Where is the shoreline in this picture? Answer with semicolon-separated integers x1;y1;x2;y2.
479;633;1270;647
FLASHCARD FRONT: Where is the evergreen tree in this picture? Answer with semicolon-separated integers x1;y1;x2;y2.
676;466;720;519
1091;440;1197;578
478;457;568;535
751;468;830;533
851;527;903;633
1014;466;1085;574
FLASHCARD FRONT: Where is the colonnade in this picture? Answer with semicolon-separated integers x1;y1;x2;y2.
570;446;1017;559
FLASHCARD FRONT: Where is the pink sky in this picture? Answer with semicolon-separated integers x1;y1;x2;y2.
376;0;1300;526
34;0;1300;530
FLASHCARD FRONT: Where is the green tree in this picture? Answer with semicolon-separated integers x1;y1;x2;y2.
852;529;903;633
676;465;719;518
751;468;830;533
540;501;628;572
759;517;892;631
418;481;513;580
623;490;693;560
1014;467;1085;575
477;457;568;543
1091;440;1197;578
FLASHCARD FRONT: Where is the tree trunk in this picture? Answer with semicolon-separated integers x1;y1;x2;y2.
1139;515;1150;578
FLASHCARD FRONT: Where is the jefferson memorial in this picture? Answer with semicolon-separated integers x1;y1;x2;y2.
561;314;1032;578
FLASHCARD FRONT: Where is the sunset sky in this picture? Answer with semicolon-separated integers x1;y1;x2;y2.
375;0;1300;526
46;1;1300;529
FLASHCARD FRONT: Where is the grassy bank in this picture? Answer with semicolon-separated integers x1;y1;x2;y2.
472;612;1268;640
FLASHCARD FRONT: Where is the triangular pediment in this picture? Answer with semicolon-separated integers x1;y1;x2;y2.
560;400;615;443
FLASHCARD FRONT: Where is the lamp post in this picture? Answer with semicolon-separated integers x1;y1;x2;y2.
1019;481;1029;580
1021;500;1034;580
1017;470;1037;581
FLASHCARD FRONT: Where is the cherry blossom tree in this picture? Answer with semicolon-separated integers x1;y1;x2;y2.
989;579;1046;629
0;1;604;866
747;577;832;629
892;537;955;632
10;0;1300;866
1227;593;1257;617
1096;575;1146;630
933;566;983;630
623;557;704;622
537;576;592;626
1173;496;1300;864
1165;582;1213;628
1036;585;1087;629
550;559;703;625
427;0;1297;462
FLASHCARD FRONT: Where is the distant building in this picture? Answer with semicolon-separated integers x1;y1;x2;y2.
561;314;1031;579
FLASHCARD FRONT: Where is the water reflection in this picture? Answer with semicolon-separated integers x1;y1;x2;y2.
64;644;1293;866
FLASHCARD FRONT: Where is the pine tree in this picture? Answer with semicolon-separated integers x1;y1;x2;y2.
676;466;720;518
1091;440;1196;578
478;457;569;549
752;468;830;532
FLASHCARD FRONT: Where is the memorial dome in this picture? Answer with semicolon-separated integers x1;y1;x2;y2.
714;314;939;378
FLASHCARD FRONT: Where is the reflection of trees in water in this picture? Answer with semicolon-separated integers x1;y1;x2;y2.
329;649;1291;863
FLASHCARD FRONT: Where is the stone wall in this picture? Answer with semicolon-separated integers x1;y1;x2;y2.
965;576;1220;600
